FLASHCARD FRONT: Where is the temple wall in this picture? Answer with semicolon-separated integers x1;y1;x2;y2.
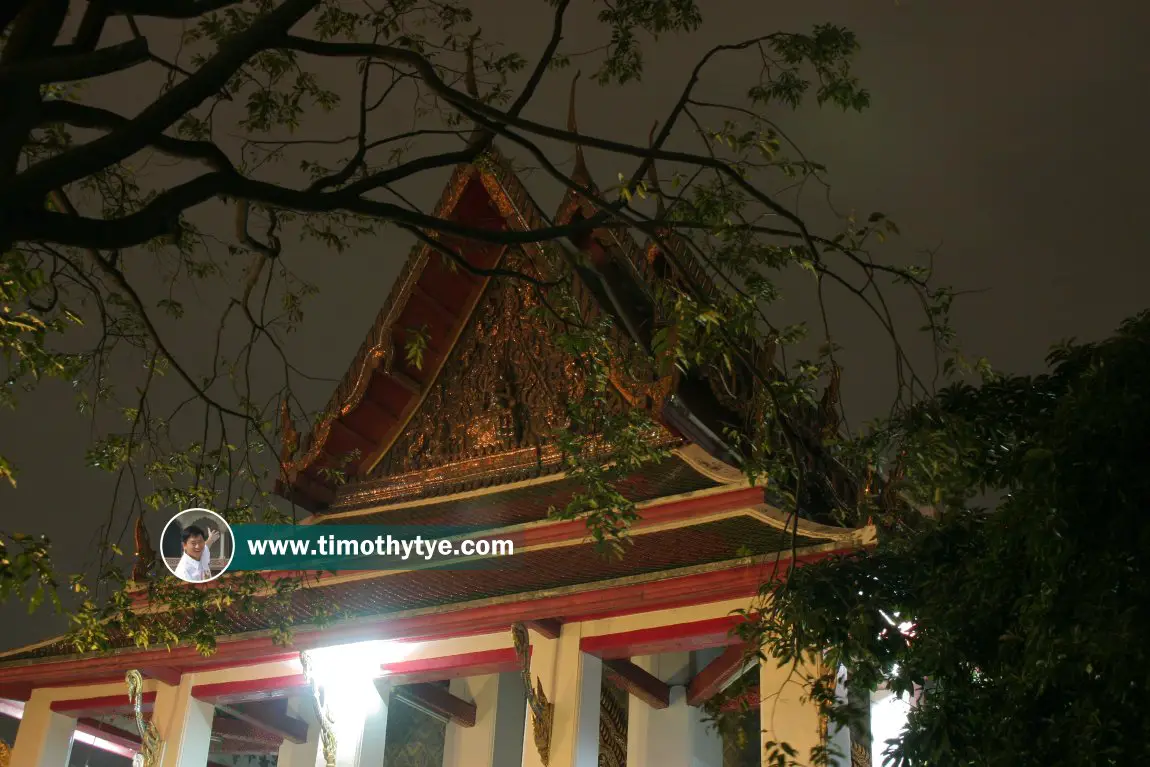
3;597;838;767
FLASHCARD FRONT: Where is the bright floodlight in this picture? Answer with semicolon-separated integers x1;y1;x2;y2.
871;689;912;764
303;639;414;722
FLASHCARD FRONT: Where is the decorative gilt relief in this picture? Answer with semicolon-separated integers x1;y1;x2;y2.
374;249;599;478
512;622;554;766
371;245;675;481
299;652;338;767
851;739;872;767
0;739;10;767
598;677;628;767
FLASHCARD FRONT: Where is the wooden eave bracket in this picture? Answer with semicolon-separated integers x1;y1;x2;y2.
603;659;671;710
393;683;476;728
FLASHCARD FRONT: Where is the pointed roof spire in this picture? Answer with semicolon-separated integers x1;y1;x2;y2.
463;29;491;144
464;29;481;99
647;121;666;220
567;71;592;188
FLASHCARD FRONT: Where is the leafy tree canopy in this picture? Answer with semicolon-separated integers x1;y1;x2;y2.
2;0;928;635
12;2;1139;766
742;311;1150;766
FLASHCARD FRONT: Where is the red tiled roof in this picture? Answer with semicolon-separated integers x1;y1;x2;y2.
2;516;827;663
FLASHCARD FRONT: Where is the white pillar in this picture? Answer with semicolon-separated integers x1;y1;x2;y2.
278;696;321;767
521;623;602;767
152;675;215;767
625;655;722;767
759;655;823;767
9;692;75;767
322;687;388;767
442;673;525;767
826;669;852;767
354;702;388;767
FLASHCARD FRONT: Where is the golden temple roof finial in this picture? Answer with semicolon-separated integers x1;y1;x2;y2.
567;71;592;189
131;514;155;585
464;28;481;99
647;121;666;220
463;28;492;145
280;400;300;464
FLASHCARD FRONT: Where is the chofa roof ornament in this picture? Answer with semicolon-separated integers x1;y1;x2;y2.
567;71;593;191
647;121;666;220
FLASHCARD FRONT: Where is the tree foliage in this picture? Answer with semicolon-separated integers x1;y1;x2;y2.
2;0;918;607
9;1;1117;764
742;311;1150;766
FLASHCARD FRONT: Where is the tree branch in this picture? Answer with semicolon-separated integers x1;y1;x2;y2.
0;0;36;41
107;0;246;18
0;38;150;85
276;35;822;255
38;100;235;172
505;0;571;119
7;0;319;201
7;171;623;250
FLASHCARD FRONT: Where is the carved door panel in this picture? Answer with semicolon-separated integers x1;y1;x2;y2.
599;674;628;767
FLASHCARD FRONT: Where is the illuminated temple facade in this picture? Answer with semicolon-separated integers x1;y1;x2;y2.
0;142;874;767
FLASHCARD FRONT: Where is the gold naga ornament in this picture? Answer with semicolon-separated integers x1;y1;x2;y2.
299;651;337;767
0;739;12;767
511;622;554;766
851;740;873;767
125;669;163;767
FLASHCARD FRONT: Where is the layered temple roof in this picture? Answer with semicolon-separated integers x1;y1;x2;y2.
277;152;669;511
0;141;874;681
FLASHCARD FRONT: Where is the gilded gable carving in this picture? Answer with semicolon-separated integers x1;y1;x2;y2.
372;249;608;477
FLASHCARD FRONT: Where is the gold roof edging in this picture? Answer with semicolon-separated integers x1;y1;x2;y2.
285;162;483;479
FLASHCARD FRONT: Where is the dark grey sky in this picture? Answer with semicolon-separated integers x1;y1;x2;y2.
2;0;1148;651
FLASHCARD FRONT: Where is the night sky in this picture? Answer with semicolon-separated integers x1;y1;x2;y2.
1;0;1148;651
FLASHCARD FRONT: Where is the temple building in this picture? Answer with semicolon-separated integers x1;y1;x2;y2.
0;116;875;767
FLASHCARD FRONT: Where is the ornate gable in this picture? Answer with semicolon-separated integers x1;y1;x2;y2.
281;150;678;512
369;247;598;478
321;241;683;511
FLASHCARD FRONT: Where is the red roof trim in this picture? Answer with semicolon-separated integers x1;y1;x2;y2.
381;647;523;686
0;548;842;688
580;615;749;660
50;691;155;715
192;675;308;704
518;485;762;548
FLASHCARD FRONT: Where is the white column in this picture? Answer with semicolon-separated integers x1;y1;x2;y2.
442;673;525;767
9;691;75;767
521;623;602;767
625;655;722;767
826;669;852;767
354;702;388;767
323;687;388;767
152;675;215;767
759;655;823;767
278;696;321;767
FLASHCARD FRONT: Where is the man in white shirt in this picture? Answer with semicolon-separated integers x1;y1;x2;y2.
173;524;219;582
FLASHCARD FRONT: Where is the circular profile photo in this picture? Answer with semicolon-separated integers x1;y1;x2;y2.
161;508;235;583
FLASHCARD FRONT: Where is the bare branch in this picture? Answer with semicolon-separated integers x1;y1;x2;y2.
0;38;150;86
107;0;246;19
8;171;620;250
8;0;319;200
38;99;235;172
505;0;571;118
